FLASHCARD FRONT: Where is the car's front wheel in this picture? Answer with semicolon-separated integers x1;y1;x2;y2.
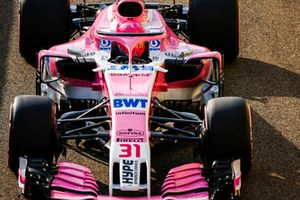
8;95;58;173
188;0;240;62
19;0;70;65
203;97;253;175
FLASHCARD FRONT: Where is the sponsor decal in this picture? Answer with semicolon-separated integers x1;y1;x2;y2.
117;129;144;137
122;159;134;184
138;65;154;71
108;65;153;71
109;65;117;70
113;98;147;109
134;160;138;184
165;50;192;58
110;73;151;77
149;40;161;51
117;138;144;143
133;65;139;71
100;40;111;51
115;111;145;115
114;91;147;96
120;65;129;70
107;65;127;71
165;52;177;57
121;160;139;185
84;52;96;57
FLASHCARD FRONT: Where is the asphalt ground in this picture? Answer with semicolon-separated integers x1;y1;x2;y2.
0;0;299;199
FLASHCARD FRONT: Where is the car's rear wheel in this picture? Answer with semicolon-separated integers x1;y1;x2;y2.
8;95;57;173
19;0;70;65
188;0;240;62
204;97;252;175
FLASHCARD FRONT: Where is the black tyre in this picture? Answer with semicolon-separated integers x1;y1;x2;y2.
204;97;252;175
188;0;240;62
19;0;70;65
8;95;57;173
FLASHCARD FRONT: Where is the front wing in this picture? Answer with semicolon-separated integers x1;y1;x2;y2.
18;158;241;200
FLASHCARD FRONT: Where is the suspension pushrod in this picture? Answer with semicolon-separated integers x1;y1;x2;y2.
150;116;201;124
152;102;183;119
61;131;110;140
57;116;110;123
152;121;196;136
76;99;109;119
151;132;199;141
64;122;104;135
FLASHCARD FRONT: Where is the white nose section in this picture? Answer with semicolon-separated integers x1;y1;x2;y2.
18;157;28;194
232;159;242;195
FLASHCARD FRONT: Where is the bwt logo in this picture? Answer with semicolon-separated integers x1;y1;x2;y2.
150;40;161;48
100;40;111;50
149;40;161;51
113;98;148;109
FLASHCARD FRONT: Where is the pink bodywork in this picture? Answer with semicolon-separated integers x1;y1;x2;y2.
35;0;224;198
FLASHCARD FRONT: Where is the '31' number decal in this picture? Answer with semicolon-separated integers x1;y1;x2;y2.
119;144;140;158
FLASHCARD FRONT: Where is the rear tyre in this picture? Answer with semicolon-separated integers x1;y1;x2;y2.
19;0;70;65
204;97;252;175
188;0;240;62
8;95;57;173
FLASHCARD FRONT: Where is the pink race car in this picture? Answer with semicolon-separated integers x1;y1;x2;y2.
9;0;252;199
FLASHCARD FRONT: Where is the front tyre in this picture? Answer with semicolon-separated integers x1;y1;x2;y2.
8;95;57;173
19;0;70;65
188;0;240;62
204;97;253;175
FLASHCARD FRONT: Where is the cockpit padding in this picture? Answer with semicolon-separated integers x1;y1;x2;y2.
56;58;97;82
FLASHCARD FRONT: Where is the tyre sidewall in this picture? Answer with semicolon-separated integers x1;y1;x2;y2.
8;96;56;172
204;97;252;174
188;0;240;61
19;0;70;64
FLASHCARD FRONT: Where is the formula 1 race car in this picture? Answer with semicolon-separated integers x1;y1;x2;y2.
8;0;252;199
